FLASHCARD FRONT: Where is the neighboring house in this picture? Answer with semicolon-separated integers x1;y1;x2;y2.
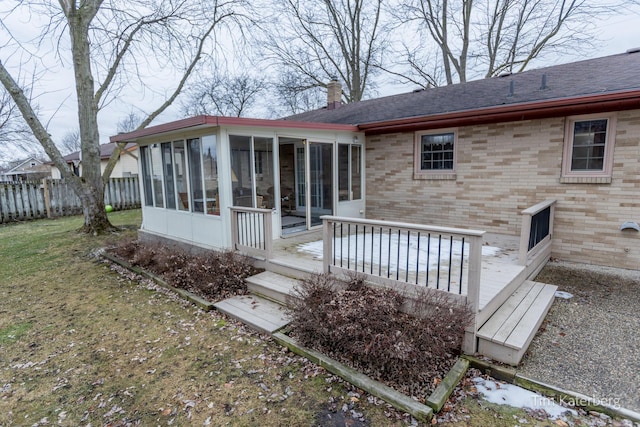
0;157;52;182
50;142;139;179
111;50;640;364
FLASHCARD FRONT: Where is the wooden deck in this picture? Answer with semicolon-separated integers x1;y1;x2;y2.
267;229;527;312
241;226;554;366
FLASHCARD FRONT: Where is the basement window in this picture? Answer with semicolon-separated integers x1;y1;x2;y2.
561;113;616;184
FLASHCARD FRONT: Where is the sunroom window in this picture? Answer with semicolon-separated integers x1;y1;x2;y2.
188;138;204;213
162;142;176;210
230;135;274;209
338;143;362;201
140;146;153;206
140;136;220;215
150;144;164;208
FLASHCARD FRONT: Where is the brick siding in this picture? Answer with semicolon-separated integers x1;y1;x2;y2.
365;109;640;269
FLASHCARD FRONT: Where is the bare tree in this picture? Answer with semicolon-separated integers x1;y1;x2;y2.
181;72;265;117
271;71;327;116
57;129;81;155
0;87;41;159
393;0;632;86
116;112;142;134
1;0;249;234
262;0;387;108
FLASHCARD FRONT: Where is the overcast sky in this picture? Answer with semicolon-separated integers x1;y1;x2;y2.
1;7;640;163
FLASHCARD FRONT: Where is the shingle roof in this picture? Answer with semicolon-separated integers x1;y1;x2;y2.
62;142;137;162
285;51;640;126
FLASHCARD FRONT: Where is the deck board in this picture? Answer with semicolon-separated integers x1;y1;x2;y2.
477;280;557;362
506;283;557;349
478;263;526;309
476;281;535;339
214;295;290;334
247;271;301;294
490;282;544;344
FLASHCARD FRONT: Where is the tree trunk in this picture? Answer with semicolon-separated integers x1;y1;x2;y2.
67;3;115;234
79;183;113;234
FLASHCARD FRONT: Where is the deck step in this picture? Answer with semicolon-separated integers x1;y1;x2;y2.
214;294;290;334
262;257;321;280
246;270;302;304
477;280;558;365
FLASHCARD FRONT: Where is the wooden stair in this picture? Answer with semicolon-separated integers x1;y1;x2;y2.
214;294;290;334
477;280;557;365
214;271;302;334
245;270;301;304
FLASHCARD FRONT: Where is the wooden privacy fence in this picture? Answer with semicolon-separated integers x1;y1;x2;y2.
0;177;141;223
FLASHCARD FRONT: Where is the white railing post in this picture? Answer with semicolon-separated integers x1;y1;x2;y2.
548;202;555;240
462;234;483;355
263;209;273;259
466;234;483;315
322;216;332;273
518;212;533;266
230;208;239;251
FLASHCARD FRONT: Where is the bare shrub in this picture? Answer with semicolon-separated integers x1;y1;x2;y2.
164;250;254;300
287;273;473;398
107;241;257;302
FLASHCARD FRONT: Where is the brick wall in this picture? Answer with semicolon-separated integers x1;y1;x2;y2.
365;109;640;269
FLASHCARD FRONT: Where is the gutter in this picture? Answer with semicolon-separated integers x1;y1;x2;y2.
109;115;359;143
359;90;640;135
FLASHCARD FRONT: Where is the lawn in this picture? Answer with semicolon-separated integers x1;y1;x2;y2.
0;211;406;426
0;211;618;427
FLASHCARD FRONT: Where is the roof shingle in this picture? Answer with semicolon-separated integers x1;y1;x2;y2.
285;51;640;126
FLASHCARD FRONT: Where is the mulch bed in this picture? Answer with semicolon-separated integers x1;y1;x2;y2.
106;239;260;303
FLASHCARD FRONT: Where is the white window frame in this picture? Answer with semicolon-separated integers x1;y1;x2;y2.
413;128;457;180
337;143;362;201
561;113;616;184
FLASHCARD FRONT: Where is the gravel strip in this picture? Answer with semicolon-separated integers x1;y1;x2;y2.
519;260;640;413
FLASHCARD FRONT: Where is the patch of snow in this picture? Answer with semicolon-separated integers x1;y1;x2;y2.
297;233;502;273
554;291;574;299
472;377;577;419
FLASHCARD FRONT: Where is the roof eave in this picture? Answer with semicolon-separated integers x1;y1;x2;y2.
109;115;359;143
358;90;640;135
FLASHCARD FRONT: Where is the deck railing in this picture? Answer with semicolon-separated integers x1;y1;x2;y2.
321;216;485;310
519;199;556;265
230;206;273;259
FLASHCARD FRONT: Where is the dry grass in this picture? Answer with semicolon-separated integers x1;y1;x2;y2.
0;211;418;426
1;211;610;426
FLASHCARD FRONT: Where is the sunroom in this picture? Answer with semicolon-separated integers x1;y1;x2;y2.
111;116;365;252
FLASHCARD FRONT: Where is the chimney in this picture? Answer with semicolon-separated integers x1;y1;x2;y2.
327;77;342;110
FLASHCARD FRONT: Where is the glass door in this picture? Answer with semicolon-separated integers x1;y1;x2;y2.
293;141;333;230
308;142;333;227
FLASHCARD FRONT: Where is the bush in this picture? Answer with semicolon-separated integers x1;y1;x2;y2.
108;240;257;301
286;273;473;398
